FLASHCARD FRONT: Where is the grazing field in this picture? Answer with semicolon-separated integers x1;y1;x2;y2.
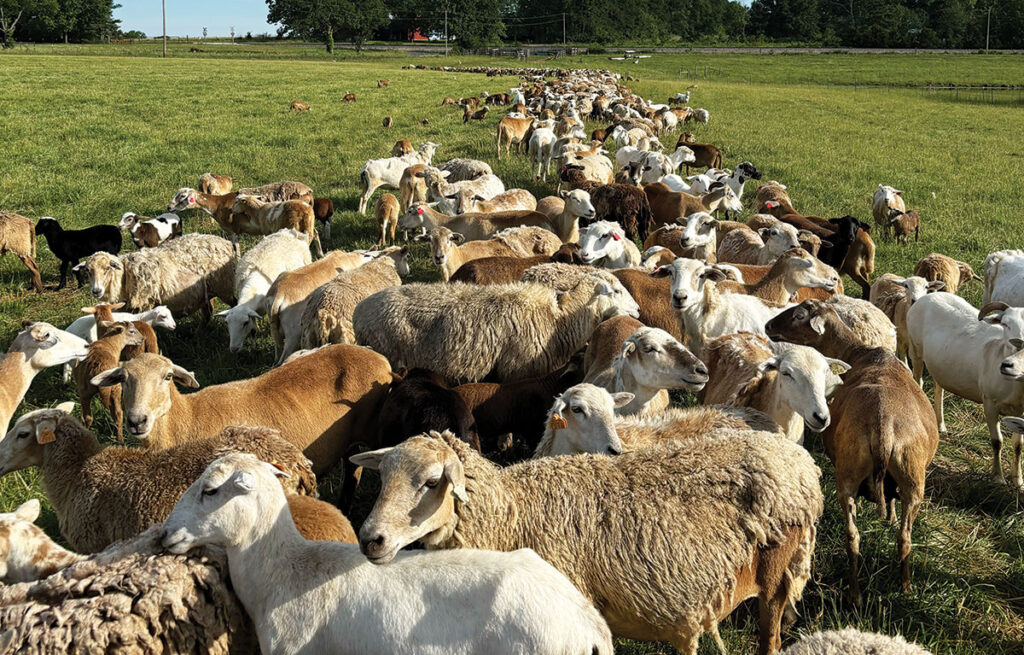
1;48;1023;654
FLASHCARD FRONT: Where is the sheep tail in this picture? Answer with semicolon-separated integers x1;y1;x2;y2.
871;420;895;491
29;221;36;259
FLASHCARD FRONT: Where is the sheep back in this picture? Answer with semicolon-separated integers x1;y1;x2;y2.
300;259;401;348
0;211;35;259
121;234;236;314
491;226;562;257
782;628;932;655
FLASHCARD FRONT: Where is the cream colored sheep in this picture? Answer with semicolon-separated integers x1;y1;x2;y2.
870;274;945;364
782;628;932;655
718;224;801;265
299;258;402;349
828;295;898;352
0;211;42;293
73;234;236;321
353;429;822;654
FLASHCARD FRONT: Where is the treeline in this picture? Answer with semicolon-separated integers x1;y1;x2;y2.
0;0;122;47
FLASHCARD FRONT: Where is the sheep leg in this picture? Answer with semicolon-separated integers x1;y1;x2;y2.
911;352;925;389
1012;430;1024;491
312;228;324;258
389;219;396;245
984;402;1005;484
231;234;241;259
667;632;698;655
58;260;69;290
897;483;922;594
80;389;94;428
838;484;862;608
933;383;946;433
17;255;43;293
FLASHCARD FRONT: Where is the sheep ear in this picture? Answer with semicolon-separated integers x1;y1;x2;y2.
757;357;779;373
91;367;125;387
233;470;258;493
611;392;634;408
246;309;261;319
55;401;76;414
809;314;827;335
999;417;1024;435
349;447;393;470
621;340;637;358
895;279;909;289
413;234;430;242
649;266;672;278
450;232;466;244
926;280;945;292
827;358;852;376
443;453;468;503
215;309;230;318
13;499;41;523
261;461;291;479
171;365;200;389
818;240;833;249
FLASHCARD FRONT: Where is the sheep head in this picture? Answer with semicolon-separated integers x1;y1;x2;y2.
91;353;199;439
765;299;837;347
0;402;77;477
619;327;708;393
9;323;89;371
73;252;124;302
538;384;630;457
979;303;1024;380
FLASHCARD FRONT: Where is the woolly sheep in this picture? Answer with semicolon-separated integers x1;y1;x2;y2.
913;252;979;295
0;406;315;553
870;274;945;365
73;233;236;321
0;211;43;292
354;428;821;654
162;453;614;655
718;224;801;265
299;258;402;349
782;628;932;655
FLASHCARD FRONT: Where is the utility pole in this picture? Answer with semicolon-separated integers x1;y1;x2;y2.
444;8;448;56
161;0;167;57
562;13;566;45
986;5;992;52
230;26;235;43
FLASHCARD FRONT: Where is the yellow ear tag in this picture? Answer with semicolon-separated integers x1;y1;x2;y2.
548;413;568;430
37;429;56;445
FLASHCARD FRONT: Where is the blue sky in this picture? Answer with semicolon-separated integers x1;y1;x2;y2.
115;1;276;38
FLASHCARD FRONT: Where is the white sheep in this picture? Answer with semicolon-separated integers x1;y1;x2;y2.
872;184;905;239
782;628;932;655
162;453;614;655
528;123;557;181
358;142;438;215
421;167;505;215
983;249;1024;307
718;224;802;265
578;220;641;269
216;229;312;352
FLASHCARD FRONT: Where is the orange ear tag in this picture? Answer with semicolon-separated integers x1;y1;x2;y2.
548;413;568;430
38;429;56;445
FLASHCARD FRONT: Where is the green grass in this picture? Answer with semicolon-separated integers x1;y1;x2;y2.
1;46;1023;654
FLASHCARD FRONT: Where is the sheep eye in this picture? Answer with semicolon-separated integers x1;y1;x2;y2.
423;478;440;489
202;487;218;497
164;373;174;381
17;431;29;440
781;371;793;378
643;346;657;353
571;406;584;414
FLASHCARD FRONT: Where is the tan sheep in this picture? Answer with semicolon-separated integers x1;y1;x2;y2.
913;252;980;295
753;180;792;213
73;321;144;443
0;211;43;293
0;408;315;553
198;172;233;195
353;428;821;654
399;163;429;213
715;248;840;304
375;193;400;246
419;226;560;282
869;274;945;364
299;258;402;349
230;195;323;257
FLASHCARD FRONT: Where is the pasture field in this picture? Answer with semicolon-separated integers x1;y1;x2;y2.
1;48;1023;653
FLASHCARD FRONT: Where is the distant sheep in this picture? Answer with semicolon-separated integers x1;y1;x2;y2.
198;172;232;195
35;217;122;289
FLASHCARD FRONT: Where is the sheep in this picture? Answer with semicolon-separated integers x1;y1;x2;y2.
718;224;801;265
421;167;506;215
230;195;323;258
612;268;681;339
163;453;613;655
693;108;710;123
374;192;400;246
914;252;979;295
872;184;905;239
578;220;641;269
313;197;334;240
0;407;315;553
870;274;945;365
198;172;232;195
353;274;639;383
383;115;394;128
34;217;122;289
399;203;557;242
64;304;176;344
700;333;849;443
0;525;255;654
79;303;158;364
392;139;413;157
167;188;238;226
454;188;537;215
291;100;311;111
534;383;778;456
767;299;938;604
686;162;763;204
888;209;920;244
587;182;654;242
907;295;1024;489
419;226;559;282
342;92;357;102
652;258;790;357
827;295;898;352
534;188;596;243
754;181;792;213
583;316;708;415
671;212;719;261
0;211;43;293
378;368;481;451
449;244;582;285
73;233;236;322
74;321;144;443
565;151;615;185
118;211;182;248
0;499;84;583
399;163;429;214
266;249;397;365
714;248;839;302
644;182;743;227
438;157;494;182
982;249;1024;306
782;629;933;655
0;322;88;436
215;229;312;352
299;258;402;348
89;345;392;482
353;428;821;654
528;123;557;180
358;142;439;214
673;135;721;172
236;180;314;204
377;78;389;87
496;115;534;157
452;357;584;456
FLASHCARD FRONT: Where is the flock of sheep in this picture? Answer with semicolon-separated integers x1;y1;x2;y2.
0;62;1021;655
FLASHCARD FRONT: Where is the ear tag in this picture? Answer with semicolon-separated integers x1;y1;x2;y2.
548;413;568;430
416;207;425;215
38;429;56;445
612;233;621;241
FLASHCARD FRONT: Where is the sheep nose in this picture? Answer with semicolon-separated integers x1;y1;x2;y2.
1001;362;1015;375
360;533;387;557
694;365;709;378
812;411;830;428
126;415;148;433
606;445;621;455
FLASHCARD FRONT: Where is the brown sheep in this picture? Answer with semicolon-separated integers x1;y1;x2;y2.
496;115;534;158
449;244;582;285
342;93;357;102
643;182;737;228
674;134;722;172
375;193;400;247
912;253;980;294
290;101;311;112
198;172;232;195
74;321;144;443
84;302;159;361
612;269;681;340
286;495;358;543
753;181;792;213
716;248;840;304
391;139;414;157
382;116;393;129
313;197;334;241
377;79;390;88
888;209;920;245
0;211;43;293
766;299;938;606
441;97;458;106
722;262;844;301
586;181;653;242
399;163;429;213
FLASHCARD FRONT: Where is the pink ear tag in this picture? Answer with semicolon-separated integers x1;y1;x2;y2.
612;233;621;241
416;207;425;215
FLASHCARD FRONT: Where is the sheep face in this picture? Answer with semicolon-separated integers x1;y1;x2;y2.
9;323;89;370
578;222;627;265
90;354;199;439
559;189;596;221
73;252;124;301
351;433;466;564
584;279;640;320
896;276;944;307
826;215;866;246
168;188;199;212
162;453;286;554
0;498;46;584
217;306;260;353
758;225;802;258
651;258;707;310
765;299;833;347
419;227;463;268
118;212;141;231
542;384;631;457
780;249;840;292
761;346;848;432
677;212;717;250
980;305;1024;380
399;205;429;231
0;404;74;476
736;162;762;182
620;327;708;392
97;321;145;348
373;246;411;277
145;306;178;331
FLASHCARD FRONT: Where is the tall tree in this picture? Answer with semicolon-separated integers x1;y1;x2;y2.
268;0;388;52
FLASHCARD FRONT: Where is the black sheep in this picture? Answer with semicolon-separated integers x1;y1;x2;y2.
35;217;122;289
818;215;867;270
378;368;481;451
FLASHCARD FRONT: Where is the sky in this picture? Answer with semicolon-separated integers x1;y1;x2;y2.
115;1;276;38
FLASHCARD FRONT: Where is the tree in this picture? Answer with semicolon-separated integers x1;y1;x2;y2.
267;0;389;52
